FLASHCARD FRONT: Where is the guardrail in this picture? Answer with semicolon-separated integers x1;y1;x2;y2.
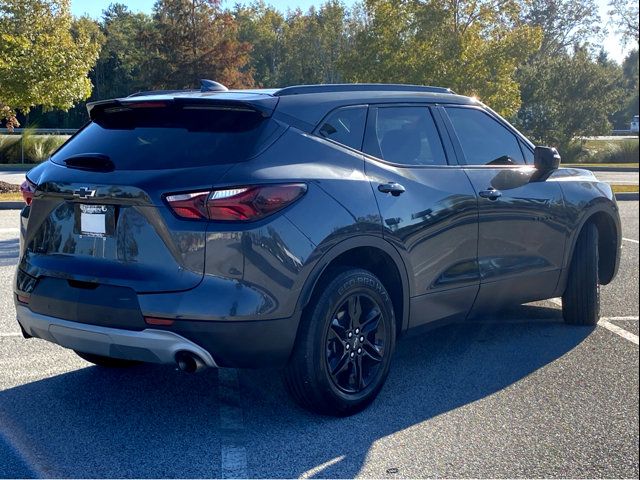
5;128;78;135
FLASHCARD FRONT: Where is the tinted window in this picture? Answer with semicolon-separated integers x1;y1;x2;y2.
316;106;367;150
372;107;447;166
52;105;282;170
445;107;524;165
520;140;534;164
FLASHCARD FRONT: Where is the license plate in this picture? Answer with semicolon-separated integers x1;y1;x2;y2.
75;204;115;237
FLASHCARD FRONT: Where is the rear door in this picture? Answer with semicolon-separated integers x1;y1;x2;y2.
362;104;479;328
21;99;284;293
440;105;565;312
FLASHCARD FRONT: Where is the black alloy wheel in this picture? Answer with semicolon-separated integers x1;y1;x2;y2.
284;268;396;416
325;293;388;393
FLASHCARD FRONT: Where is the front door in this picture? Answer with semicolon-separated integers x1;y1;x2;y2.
440;105;566;314
362;105;479;328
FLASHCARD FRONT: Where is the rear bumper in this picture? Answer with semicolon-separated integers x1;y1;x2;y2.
15;302;299;368
16;305;218;367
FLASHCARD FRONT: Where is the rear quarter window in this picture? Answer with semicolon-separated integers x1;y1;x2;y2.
315;106;367;151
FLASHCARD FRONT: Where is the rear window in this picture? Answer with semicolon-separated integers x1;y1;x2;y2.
51;104;283;170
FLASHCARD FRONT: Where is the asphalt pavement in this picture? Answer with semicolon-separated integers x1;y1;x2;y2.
593;170;639;185
0;202;637;478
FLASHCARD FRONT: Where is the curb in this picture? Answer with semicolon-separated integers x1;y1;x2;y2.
0;201;23;210
615;192;639;201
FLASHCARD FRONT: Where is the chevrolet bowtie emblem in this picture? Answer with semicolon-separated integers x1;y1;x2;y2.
73;187;96;199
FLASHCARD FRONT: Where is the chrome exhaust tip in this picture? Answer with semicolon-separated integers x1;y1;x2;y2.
175;350;207;373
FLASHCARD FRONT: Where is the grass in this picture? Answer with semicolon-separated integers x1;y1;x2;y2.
611;184;639;194
0;192;22;201
0;132;69;164
566;137;639;164
582;138;630;155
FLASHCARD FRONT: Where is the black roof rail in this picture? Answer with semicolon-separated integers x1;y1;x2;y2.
274;83;455;96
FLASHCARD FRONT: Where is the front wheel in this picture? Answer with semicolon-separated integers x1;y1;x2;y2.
284;268;396;416
562;223;600;325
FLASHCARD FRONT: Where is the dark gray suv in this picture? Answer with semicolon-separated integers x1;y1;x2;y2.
15;83;621;416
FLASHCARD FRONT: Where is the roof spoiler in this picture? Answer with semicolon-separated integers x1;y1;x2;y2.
86;95;278;119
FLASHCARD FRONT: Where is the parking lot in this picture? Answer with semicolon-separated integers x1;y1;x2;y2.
0;201;637;478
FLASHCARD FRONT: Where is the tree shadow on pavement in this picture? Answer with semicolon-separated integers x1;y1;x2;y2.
0;304;595;478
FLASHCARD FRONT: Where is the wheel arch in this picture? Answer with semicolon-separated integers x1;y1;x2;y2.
296;236;411;338
560;203;621;290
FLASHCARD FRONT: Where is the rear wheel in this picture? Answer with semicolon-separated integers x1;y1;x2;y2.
284;269;396;416
562;223;600;325
74;351;141;368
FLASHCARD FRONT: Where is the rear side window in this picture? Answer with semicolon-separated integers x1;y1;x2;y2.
316;106;367;150
368;107;447;166
51;104;283;170
445;107;524;166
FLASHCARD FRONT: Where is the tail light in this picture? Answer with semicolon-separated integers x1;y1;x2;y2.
144;316;175;326
20;178;36;206
165;184;307;221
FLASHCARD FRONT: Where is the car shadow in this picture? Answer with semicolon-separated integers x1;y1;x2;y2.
0;304;595;478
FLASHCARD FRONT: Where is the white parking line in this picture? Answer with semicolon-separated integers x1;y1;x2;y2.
623;237;639;244
300;455;346;478
599;320;639;345
218;368;247;478
221;446;248;479
549;298;562;307
0;227;19;234
548;298;638;345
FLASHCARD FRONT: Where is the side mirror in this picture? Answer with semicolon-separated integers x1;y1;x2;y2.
534;146;561;173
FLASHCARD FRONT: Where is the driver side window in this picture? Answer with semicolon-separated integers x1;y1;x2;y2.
445;107;525;166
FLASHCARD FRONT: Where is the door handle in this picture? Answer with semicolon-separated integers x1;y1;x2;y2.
478;187;502;200
378;182;406;196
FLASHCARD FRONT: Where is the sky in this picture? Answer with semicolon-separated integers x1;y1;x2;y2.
70;0;633;64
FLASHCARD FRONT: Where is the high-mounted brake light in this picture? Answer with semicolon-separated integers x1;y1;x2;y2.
165;184;307;221
20;178;36;206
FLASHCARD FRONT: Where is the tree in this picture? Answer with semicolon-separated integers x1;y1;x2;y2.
0;0;102;130
610;49;639;128
516;47;622;146
609;0;639;45
234;1;285;87
143;0;253;89
235;0;350;87
522;0;602;56
92;3;154;99
339;0;542;117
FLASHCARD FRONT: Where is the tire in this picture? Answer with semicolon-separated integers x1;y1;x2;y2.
74;351;141;368
284;268;396;416
562;222;600;325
